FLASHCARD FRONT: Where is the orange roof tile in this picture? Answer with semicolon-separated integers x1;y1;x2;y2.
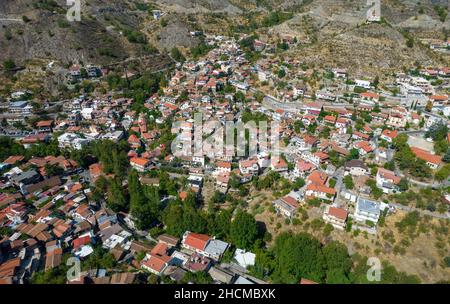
130;157;149;167
328;207;348;220
410;147;442;165
184;232;210;251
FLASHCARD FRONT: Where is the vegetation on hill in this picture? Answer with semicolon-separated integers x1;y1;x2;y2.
249;232;421;284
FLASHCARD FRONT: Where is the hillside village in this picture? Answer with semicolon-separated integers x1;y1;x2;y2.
0;3;450;285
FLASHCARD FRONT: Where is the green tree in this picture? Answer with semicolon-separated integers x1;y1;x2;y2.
207;209;232;239
346;148;359;161
31;265;69;284
128;170;159;230
435;164;450;181
171;47;186;63
163;202;185;236
323;242;352;284
0;136;25;160
426;122;448;142
3;59;16;71
182;204;207;234
443;149;450;163
229;173;241;189
44;164;64;177
108;179;128;212
230;210;259;250
343;175;354;189
294;120;304;133
82;246;117;270
270;232;326;283
398;178;409;192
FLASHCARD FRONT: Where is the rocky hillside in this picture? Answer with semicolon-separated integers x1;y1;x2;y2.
1;0;449;71
0;0;161;66
181;0;449;77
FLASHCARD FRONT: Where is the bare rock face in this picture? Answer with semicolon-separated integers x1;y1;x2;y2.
156;19;201;51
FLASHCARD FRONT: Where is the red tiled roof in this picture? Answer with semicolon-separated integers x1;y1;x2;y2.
36;120;53;127
73;235;91;249
296;160;314;172
430;95;448;101
130;157;149;167
307;171;327;185
360;92;379;99
179;191;188;201
377;168;401;184
328;207;348;220
184;232;210;251
151;242;168;257
2;156;24;165
89;163;103;176
300;278;318;284
128;134;140;144
142;255;168;273
324;115;336;123
314;151;329;160
271;157;288;169
381;129;398;139
306;183;336;195
216;161;231;169
410;147;442;165
281;196;299;209
353;131;370;140
355;141;373;152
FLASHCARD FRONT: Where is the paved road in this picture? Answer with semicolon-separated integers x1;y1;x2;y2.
331;167;345;207
0;18;22;22
389;202;450;220
392;164;450;189
260;93;350;113
398;130;426;135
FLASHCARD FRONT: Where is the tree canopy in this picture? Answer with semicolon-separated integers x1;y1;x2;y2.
128;170;160;230
230;210;259;250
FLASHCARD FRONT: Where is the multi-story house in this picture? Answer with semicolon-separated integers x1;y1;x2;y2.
130;157;151;172
376;167;401;193
181;232;229;261
323;206;348;230
354;197;381;224
273;195;299;218
239;159;259;176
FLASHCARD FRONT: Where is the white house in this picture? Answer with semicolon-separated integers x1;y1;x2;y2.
344;159;369;176
130;157;151;172
376;168;401;193
233;249;256;269
81;108;94;120
216;161;232;174
305;183;336;202
323;205;348;230
239;159;259;176
355;79;371;89
58;133;90;150
8;101;33;115
273;195;299;218
354;197;381;224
